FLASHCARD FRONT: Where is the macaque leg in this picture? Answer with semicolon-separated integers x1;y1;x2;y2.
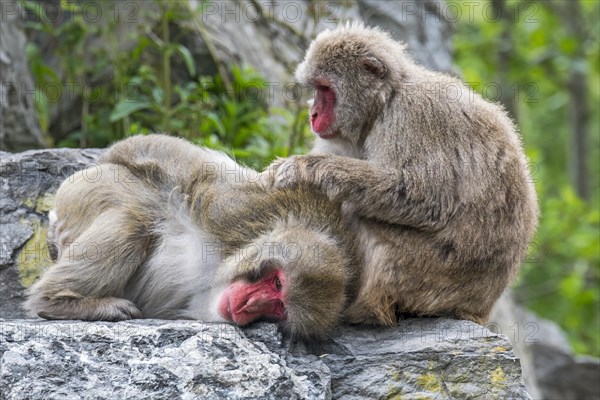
25;210;149;321
33;291;141;321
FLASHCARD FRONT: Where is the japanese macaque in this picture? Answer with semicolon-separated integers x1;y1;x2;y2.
268;23;539;326
25;135;359;339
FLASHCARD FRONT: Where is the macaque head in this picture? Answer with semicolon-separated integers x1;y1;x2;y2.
212;223;351;339
295;23;405;143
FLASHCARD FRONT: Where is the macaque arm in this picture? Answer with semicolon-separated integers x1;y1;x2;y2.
273;154;457;231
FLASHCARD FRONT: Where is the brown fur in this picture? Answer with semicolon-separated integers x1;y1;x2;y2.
25;135;359;339
270;23;539;325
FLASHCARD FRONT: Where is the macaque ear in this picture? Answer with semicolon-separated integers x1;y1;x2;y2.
294;61;309;85
360;56;386;79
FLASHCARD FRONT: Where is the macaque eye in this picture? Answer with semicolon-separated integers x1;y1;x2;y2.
274;276;283;292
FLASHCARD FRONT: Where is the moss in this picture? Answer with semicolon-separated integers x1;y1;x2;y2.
416;373;441;392
491;367;506;385
22;198;34;208
386;385;403;400
17;220;52;288
35;192;55;213
386;370;403;399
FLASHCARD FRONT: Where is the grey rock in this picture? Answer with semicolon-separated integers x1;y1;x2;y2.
178;0;455;107
0;2;47;152
0;148;102;319
491;292;600;400
1;149;530;399
357;0;454;73
534;353;600;400
0;318;530;399
491;293;543;398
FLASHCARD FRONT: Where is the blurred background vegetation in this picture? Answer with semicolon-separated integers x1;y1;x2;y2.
453;0;599;357
23;0;313;169
21;0;599;356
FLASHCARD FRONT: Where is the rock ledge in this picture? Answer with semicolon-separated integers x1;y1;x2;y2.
0;318;529;399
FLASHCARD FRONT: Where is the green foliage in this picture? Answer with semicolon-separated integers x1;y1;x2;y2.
193;68;311;169
521;184;599;355
21;0;312;167
454;0;600;356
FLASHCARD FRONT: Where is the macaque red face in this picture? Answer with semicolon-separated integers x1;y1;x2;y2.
218;269;286;326
310;79;337;139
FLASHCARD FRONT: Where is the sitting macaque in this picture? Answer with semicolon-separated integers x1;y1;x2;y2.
267;23;539;325
25;135;359;339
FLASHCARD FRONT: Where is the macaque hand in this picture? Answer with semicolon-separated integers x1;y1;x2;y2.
260;156;303;190
271;156;306;189
259;157;286;189
257;169;275;190
273;155;334;192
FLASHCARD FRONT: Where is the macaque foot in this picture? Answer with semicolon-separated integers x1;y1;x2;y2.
36;295;142;321
344;301;398;327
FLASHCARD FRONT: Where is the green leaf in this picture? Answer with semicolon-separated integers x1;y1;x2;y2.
177;45;196;77
151;87;163;104
60;0;80;12
110;101;152;122
204;112;225;136
22;0;48;20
